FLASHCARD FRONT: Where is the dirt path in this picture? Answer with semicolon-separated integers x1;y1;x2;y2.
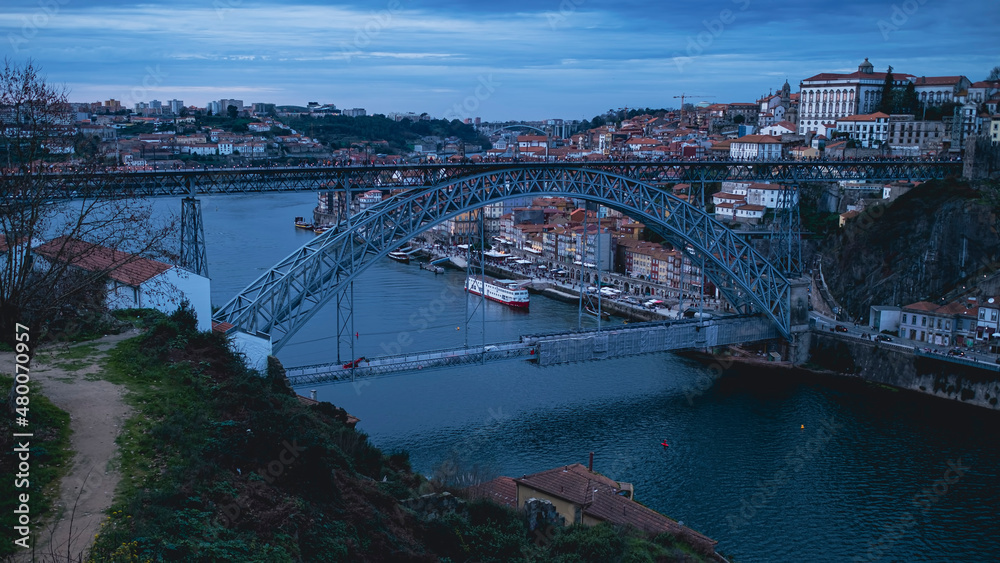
1;330;138;563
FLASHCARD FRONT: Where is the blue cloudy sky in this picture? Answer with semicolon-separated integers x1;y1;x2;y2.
2;0;997;120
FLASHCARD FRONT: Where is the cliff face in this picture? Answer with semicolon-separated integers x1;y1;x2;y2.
822;180;1000;319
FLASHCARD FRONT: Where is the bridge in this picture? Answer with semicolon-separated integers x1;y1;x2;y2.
285;315;780;385
23;159;960;376
35;160;961;199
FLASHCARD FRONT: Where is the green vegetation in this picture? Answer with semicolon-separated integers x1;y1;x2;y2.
280;114;491;154
0;375;73;559
82;307;714;562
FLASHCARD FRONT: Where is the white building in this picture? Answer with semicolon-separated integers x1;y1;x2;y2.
745;183;798;209
869;305;901;333
729;135;782;160
835;113;890;148
758;121;796;137
358;189;383;212
977;297;1000;341
733;204;766;222
217;142;234;155
798;58;914;135
886;115;945;154
33;237;212;332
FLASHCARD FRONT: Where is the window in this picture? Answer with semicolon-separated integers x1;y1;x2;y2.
921;316;926;326
992;310;998;321
902;314;907;324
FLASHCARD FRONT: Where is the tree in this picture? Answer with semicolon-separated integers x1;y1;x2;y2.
988;66;1000;82
227;104;238;119
878;66;895;114
899;81;919;115
0;59;175;344
732;114;745;124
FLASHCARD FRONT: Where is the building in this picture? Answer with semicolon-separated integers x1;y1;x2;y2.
342;108;367;117
835;113;890;148
798;58;914;135
510;463;719;555
218;99;244;114
167;99;184;114
898;300;977;347
910;75;972;107
976;297;1000;342
992;116;1000;145
869;305;901;333
104;99;122;112
886;114;946;154
729;134;782;160
33;236;212;332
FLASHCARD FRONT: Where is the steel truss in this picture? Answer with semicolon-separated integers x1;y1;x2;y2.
214;167;796;351
33;160;961;199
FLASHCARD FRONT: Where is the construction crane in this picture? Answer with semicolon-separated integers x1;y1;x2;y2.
673;93;715;126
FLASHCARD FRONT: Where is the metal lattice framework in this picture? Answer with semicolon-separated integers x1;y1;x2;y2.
214;166;795;352
32;160;962;199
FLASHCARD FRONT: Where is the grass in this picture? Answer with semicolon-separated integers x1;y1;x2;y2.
0;375;74;559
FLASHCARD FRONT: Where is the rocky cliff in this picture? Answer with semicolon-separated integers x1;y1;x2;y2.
822;179;1000;320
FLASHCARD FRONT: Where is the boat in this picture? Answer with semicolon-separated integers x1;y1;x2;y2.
388;251;410;264
313;224;332;235
465;275;529;309
585;302;611;321
420;262;445;274
294;216;313;230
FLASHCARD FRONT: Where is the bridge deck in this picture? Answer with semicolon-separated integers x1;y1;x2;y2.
285;315;780;386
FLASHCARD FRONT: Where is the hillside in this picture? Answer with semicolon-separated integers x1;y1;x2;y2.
822;179;1000;319
70;308;720;562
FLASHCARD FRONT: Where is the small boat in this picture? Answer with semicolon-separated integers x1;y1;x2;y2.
294;216;313;230
313;224;332;235
420;262;445;274
585;303;611;321
388;251;410;264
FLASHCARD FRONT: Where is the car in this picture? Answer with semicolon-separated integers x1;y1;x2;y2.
834;325;849;333
948;349;965;357
875;334;892;342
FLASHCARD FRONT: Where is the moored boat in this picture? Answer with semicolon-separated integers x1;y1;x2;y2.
388;251;410;264
465;275;529;309
313;224;332;234
294;216;314;230
585;303;611;321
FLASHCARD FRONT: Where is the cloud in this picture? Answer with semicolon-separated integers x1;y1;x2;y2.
2;0;996;119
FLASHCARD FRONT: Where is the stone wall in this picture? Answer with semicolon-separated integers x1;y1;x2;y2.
809;332;1000;410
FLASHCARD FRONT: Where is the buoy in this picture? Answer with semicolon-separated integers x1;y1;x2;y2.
456;326;460;331
801;424;805;429
661;441;669;449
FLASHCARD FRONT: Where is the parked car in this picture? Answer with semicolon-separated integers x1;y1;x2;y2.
834;325;849;333
875;334;892;342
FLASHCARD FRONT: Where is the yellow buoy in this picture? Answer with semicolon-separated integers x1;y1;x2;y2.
801;424;805;429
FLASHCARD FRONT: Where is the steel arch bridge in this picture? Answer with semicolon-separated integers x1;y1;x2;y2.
213;166;793;353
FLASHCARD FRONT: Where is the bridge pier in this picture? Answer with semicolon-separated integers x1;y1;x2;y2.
180;196;210;278
788;277;812;364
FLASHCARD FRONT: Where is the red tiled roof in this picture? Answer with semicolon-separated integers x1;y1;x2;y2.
734;134;781;144
804;71;916;83
838;112;890;122
467;476;517;508
33;236;172;286
913;76;967;86
514;464;717;552
212;321;235;333
903;301;940;312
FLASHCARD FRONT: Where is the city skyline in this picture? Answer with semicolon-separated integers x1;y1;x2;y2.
2;0;997;120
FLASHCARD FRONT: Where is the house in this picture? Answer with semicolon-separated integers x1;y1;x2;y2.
898;300;977;347
504;463;720;558
33;237;212;331
835;112;890;148
976;297;1000;342
758;121;797;136
729;134;782;160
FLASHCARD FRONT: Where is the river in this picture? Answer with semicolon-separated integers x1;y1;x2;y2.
179;193;1000;562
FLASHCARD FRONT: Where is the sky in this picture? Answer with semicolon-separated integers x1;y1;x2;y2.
1;0;997;121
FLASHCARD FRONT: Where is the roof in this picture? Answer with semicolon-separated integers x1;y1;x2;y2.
838;112;890;122
514;464;717;550
467;476;517;508
33;236;173;286
733;134;781;144
903;301;941;312
803;71;916;83
913;76;968;86
739;204;766;212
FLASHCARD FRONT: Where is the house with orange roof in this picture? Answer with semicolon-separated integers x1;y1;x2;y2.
835;113;891;148
509;463;721;560
730;134;782;160
33;236;212;331
899;300;978;347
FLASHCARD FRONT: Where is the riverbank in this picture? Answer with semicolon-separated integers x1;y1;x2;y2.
686;333;1000;412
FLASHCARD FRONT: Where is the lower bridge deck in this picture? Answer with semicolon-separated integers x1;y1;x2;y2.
284;315;781;386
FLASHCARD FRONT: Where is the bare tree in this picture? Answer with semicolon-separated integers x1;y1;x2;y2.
0;59;175;345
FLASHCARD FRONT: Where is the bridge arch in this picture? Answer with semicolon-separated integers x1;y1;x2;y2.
214;167;791;352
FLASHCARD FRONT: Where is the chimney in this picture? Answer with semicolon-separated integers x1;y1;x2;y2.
588;452;594;472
